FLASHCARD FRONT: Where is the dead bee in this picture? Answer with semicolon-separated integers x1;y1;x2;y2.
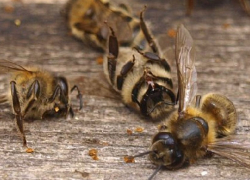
186;0;250;16
103;8;176;120
63;0;146;51
128;25;250;179
0;59;83;147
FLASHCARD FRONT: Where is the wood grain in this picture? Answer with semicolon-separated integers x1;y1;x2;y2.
0;0;250;179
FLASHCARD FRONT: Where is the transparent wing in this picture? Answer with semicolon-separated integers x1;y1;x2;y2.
0;59;31;73
175;24;197;113
70;72;120;100
207;135;250;168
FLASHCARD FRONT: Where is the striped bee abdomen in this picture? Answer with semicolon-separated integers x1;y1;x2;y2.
103;9;176;120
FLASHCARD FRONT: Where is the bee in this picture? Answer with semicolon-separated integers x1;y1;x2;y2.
103;8;176;120
0;59;83;147
63;0;146;51
128;25;250;179
186;0;250;16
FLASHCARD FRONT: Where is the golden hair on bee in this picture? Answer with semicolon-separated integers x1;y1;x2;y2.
63;0;147;51
0;59;83;148
126;25;250;180
103;8;176;120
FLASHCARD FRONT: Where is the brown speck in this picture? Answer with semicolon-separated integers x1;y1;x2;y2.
127;129;133;135
89;149;98;160
92;156;99;160
222;23;230;29
96;56;103;65
26;148;34;153
89;149;97;156
4;6;14;13
124;155;135;163
135;127;144;133
167;29;177;38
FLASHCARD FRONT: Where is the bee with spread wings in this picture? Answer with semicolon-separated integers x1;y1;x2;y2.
127;25;250;179
0;59;83;147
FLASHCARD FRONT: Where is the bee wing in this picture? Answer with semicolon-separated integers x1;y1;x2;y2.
70;72;120;100
175;24;197;113
0;59;31;73
207;135;250;168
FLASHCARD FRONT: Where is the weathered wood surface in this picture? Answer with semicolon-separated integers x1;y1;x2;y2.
0;0;250;179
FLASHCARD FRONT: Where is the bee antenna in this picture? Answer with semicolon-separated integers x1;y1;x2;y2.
140;5;147;19
132;150;153;158
148;165;162;180
104;21;115;36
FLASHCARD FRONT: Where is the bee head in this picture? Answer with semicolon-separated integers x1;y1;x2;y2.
149;132;185;169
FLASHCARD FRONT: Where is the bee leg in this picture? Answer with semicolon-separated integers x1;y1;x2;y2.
134;47;171;71
26;80;40;100
239;0;250;16
142;85;176;116
23;80;40;115
69;106;74;118
186;0;194;16
10;81;27;147
48;85;70;117
48;85;66;103
140;6;159;54
107;27;119;85
148;165;162;180
116;55;135;90
70;85;83;110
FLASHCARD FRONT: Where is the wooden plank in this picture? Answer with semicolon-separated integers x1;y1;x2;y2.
0;0;250;179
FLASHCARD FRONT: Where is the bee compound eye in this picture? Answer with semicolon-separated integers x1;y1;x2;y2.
193;117;209;135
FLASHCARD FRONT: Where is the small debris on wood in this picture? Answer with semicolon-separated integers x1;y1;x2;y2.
127;129;133;135
124;155;135;163
26;148;34;153
135;127;144;133
3;6;14;13
88;149;99;160
14;19;21;26
96;56;103;65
